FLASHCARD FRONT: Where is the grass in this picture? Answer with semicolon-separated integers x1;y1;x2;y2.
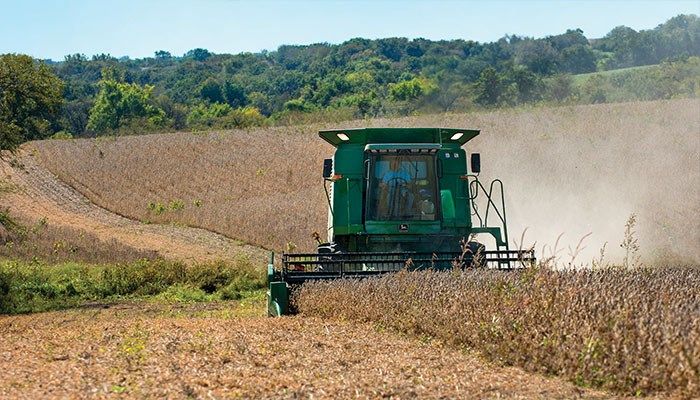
0;178;17;193
571;64;658;83
570;58;700;103
296;265;700;397
0;256;266;314
29;98;700;264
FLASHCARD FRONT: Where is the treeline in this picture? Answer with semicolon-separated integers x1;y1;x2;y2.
1;14;698;149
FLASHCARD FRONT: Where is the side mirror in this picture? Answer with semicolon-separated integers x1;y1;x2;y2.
470;153;481;174
322;158;333;178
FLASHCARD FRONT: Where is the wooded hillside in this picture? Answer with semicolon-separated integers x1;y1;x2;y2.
1;14;698;146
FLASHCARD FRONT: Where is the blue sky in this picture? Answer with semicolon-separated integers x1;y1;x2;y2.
2;0;698;60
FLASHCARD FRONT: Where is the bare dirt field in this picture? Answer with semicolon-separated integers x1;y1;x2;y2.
0;302;619;399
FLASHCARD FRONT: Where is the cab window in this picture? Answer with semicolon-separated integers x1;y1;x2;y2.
366;154;439;221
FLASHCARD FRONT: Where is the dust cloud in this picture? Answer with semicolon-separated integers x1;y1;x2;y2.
462;100;700;265
350;100;700;264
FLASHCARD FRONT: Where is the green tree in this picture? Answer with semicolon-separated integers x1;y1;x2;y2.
219;106;265;128
186;102;232;127
222;81;248;108
336;91;382;117
502;65;544;103
597;26;644;68
87;73;165;133
185;48;212;61
432;76;471;112
0;54;64;151
61;53;88;75
514;40;559;74
559;44;597;74
547;29;589;51
474;67;503;106
186;103;264;129
154;95;187;130
376;37;408;61
5;13;692;130
247;91;272;116
388;77;437;101
154;50;172;59
199;78;224;103
283;98;314;112
59;99;92;136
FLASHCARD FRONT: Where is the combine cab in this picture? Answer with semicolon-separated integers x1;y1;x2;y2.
268;128;535;316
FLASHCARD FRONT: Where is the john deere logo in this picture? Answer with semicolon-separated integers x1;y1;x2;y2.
399;224;409;232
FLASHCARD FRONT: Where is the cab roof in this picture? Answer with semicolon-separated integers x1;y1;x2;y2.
318;127;479;147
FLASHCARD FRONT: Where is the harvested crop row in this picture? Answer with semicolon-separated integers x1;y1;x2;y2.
296;267;700;397
0;302;611;399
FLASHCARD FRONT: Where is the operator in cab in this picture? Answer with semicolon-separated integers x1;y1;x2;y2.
368;154;438;222
379;158;415;215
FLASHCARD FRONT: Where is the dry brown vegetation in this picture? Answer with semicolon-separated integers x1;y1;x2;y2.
0;302;618;399
296;266;700;397
0;152;266;264
31;99;700;264
0;210;157;263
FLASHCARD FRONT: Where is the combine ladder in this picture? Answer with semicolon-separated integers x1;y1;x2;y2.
467;176;529;269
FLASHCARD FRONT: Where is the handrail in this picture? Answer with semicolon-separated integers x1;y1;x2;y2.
467;176;509;252
485;179;509;252
346;178;351;234
323;178;335;220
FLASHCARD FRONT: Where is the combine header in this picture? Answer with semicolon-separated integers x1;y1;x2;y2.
268;128;535;316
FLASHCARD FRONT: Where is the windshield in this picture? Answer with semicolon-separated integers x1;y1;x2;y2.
366;154;439;221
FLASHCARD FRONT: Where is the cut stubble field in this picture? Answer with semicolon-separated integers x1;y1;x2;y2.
0;302;618;399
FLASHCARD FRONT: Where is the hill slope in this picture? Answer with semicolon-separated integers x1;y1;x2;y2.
0;150;265;264
30;98;700;264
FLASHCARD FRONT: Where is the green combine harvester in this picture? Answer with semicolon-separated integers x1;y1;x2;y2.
268;127;535;316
